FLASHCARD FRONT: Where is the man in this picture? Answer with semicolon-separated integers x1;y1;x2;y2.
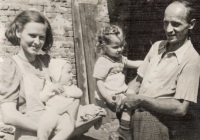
118;0;200;139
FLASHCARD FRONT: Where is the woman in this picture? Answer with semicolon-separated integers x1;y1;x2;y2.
0;10;80;140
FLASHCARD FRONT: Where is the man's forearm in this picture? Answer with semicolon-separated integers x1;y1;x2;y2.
140;96;189;116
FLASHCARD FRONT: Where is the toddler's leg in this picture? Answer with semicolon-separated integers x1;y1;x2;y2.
37;110;59;140
51;113;74;140
117;111;132;140
115;94;132;140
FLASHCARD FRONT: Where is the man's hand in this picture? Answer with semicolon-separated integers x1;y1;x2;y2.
121;93;143;110
104;94;116;106
115;95;124;113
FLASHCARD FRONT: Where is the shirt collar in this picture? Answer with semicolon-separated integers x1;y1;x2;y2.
159;40;192;64
102;54;122;63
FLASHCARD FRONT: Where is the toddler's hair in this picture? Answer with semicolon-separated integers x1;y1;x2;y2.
96;25;125;53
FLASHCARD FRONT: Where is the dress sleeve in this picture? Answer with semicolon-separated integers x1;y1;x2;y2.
0;58;20;104
93;57;112;80
174;63;200;103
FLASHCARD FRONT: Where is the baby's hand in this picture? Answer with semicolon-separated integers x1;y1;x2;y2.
51;83;64;94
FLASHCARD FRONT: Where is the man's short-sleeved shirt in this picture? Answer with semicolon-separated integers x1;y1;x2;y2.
137;40;200;103
93;55;128;97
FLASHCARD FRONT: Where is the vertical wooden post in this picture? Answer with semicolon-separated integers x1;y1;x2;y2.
72;0;89;105
79;3;99;104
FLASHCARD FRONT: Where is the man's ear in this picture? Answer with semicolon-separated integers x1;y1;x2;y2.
189;19;196;30
16;29;21;38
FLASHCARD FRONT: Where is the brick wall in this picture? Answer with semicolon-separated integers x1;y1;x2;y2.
0;0;110;85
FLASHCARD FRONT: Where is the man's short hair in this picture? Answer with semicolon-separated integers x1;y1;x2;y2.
173;0;196;22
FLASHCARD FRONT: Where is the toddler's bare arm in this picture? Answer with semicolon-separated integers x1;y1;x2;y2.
126;60;143;69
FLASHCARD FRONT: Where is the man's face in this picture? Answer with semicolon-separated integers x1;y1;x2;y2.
163;2;191;45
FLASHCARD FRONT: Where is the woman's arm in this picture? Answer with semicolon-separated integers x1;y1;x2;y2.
126;60;143;68
1;102;38;132
58;99;80;120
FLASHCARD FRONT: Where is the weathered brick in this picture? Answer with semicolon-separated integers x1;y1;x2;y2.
68;31;73;37
54;37;73;42
70;58;75;63
70;53;75;58
9;4;21;10
0;16;9;22
55;6;68;14
69;47;74;53
0;4;9;10
0;10;15;16
77;0;98;4
20;5;32;11
63;14;72;20
62;32;69;37
4;0;28;4
72;68;76;74
29;0;51;5
32;5;44;12
8;16;15;21
66;8;71;14
64;26;73;31
45;13;57;18
72;64;75;69
55;2;71;8
73;79;77;85
62;43;71;48
4;40;13;46
5;22;11;28
45;6;55;13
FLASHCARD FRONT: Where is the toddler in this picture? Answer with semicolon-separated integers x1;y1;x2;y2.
93;25;143;140
37;59;83;140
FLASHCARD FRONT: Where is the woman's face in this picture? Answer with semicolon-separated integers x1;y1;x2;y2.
16;22;46;56
59;63;73;86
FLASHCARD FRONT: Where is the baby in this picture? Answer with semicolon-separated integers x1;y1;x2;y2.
37;59;82;140
93;25;143;140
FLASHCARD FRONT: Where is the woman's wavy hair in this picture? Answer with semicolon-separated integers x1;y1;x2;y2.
96;25;126;54
5;10;53;51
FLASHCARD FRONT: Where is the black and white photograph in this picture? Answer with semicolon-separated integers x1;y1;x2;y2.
0;0;200;139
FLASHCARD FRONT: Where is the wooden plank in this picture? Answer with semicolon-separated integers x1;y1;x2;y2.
79;4;98;104
84;4;98;104
72;0;89;105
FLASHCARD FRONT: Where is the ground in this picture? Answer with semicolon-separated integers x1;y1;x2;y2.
0;119;121;140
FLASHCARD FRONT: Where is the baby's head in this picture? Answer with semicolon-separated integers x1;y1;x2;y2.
96;25;126;58
59;62;73;86
49;59;73;86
